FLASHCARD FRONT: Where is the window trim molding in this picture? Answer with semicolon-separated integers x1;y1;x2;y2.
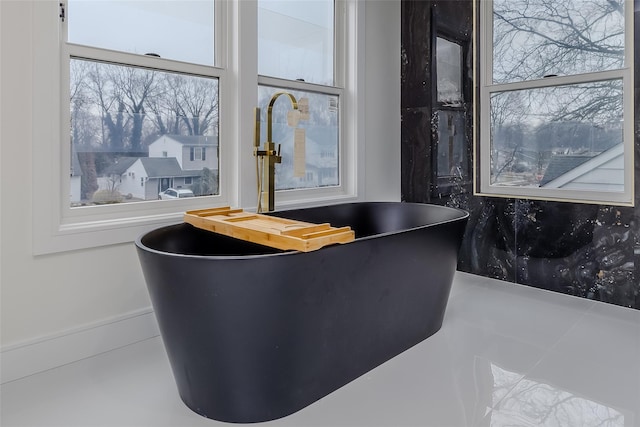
256;75;355;208
473;0;635;207
254;0;360;209
33;1;232;255
32;0;363;255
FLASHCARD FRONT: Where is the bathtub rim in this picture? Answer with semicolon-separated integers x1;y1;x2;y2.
135;202;469;260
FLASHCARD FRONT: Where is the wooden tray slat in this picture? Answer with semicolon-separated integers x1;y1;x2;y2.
300;226;352;239
184;207;355;252
280;223;331;237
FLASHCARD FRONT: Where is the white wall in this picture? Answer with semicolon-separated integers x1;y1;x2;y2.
364;0;401;201
0;0;400;381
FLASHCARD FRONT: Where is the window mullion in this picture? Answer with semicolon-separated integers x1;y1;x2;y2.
214;0;227;69
479;0;493;88
334;0;347;88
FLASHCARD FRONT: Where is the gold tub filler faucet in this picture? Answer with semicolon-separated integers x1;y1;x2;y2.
254;92;299;213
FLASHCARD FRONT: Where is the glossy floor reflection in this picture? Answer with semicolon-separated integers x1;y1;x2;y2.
2;272;639;427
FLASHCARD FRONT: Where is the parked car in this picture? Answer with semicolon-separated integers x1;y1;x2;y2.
158;188;195;200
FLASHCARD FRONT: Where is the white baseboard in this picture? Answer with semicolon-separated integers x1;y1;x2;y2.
0;308;160;384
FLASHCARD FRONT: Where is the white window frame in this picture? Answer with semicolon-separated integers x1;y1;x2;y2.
474;0;634;206
32;0;361;254
255;0;356;209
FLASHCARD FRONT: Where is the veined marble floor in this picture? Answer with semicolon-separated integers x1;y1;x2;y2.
2;272;639;427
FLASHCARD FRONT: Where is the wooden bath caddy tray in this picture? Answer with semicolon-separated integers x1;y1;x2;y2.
184;207;355;252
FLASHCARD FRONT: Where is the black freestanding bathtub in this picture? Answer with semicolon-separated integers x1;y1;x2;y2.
136;202;468;423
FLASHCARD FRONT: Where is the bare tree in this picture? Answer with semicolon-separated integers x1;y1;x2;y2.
85;61;127;150
146;75;182;136
111;65;159;151
170;75;219;136
143;73;220;138
488;0;625;184
70;60;101;200
493;0;624;83
70;60;100;148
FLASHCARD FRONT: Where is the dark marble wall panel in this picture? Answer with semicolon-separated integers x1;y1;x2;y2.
431;0;473;39
401;108;434;203
456;197;517;283
401;0;640;309
400;1;432;109
401;1;433;203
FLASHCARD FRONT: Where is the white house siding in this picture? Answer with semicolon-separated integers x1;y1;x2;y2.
558;155;625;192
172;177;193;190
115;160;148;200
69;176;81;203
148;136;184;166
149;135;218;172
181;145;217;171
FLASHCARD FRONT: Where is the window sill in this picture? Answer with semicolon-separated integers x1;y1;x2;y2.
33;200;225;255
474;187;635;207
34;191;360;255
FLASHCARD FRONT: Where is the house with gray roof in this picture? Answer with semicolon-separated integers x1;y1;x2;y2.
148;134;218;172
100;134;219;200
540;144;624;192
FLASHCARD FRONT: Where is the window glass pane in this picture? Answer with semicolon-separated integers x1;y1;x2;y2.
490;80;623;191
493;0;625;84
68;1;215;66
70;58;219;207
436;37;463;104
258;0;334;85
257;86;339;190
436;110;467;178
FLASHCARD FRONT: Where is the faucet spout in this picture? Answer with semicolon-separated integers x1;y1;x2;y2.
254;92;299;213
267;92;298;144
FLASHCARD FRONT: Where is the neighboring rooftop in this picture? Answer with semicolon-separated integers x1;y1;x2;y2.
539;155;593;186
104;157;201;178
157;135;218;146
540;144;624;191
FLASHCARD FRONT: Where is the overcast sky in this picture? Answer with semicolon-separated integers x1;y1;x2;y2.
68;0;333;79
